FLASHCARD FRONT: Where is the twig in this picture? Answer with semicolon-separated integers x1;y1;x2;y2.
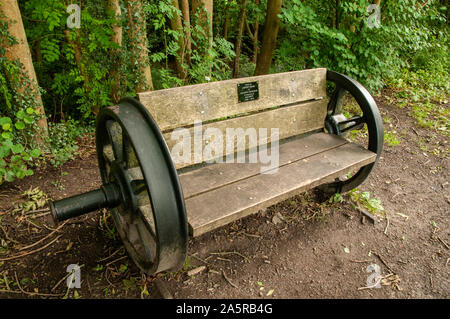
51;264;85;292
3;274;10;290
29;211;51;218
105;255;127;267
429;272;433;289
211;251;251;263
356;207;377;224
97;247;123;262
437;236;449;250
25;208;50;215
239;231;262;238
19;221;68;251
350;259;373;263
14;272;63;297
0;224;19;244
222;270;238;288
191;254;212;266
0;235;62;261
373;252;394;273
24;218;43;230
384;217;390;235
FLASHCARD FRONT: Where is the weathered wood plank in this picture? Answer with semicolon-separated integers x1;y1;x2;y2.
138;68;327;131
164;99;328;169
185;141;377;237
179;132;348;199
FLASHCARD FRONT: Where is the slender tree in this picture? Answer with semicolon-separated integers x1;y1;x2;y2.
170;0;187;80
1;0;48;138
107;0;123;103
232;0;247;78
245;0;260;64
126;0;153;92
180;0;191;66
254;0;282;76
191;0;213;55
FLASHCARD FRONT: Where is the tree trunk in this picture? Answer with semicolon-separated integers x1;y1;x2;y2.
180;0;191;66
170;0;187;80
1;0;48;138
126;0;153;92
248;0;260;64
254;0;282;76
64;29;98;114
232;0;247;78
191;0;213;57
107;0;123;103
223;4;230;40
191;0;213;77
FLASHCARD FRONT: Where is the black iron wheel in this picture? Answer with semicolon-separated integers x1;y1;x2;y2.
96;97;188;274
323;70;384;193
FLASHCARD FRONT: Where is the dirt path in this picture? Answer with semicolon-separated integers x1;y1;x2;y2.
0;96;448;299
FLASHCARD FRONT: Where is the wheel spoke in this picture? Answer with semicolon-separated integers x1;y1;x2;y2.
102;144;115;163
106;120;123;162
327;86;346;115
123;133;130;168
138;204;156;239
135;217;155;262
338;115;366;133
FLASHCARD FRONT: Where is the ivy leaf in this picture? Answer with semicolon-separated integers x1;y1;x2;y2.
24;116;34;124
15;121;25;130
16;110;25;119
0;117;12;126
16;169;26;179
11;144;24;154
30;149;41;158
2;123;11;131
26;107;35;115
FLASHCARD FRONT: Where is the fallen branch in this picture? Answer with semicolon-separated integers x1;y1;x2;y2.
211;251;251;263
222;270;238;288
19;221;68;251
105;255;128;267
0;235;62;262
14;272;63;297
51;264;85;292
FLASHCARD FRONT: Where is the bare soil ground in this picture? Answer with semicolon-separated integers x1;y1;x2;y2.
0;94;448;299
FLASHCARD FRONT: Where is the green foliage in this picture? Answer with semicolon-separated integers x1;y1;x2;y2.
349;189;385;215
146;0;235;88
278;0;448;92
0;8;44;184
45;119;91;167
1;0;448;187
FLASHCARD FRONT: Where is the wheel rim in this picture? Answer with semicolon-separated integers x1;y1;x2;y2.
96;97;188;274
324;70;384;193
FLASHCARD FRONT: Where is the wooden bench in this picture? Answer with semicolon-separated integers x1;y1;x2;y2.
51;68;384;274
136;68;384;237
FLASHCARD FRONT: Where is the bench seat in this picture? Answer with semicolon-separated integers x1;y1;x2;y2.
179;132;376;237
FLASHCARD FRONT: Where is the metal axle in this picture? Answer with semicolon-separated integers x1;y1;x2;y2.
50;183;121;223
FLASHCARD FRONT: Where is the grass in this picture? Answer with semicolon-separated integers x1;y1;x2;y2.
386;68;449;138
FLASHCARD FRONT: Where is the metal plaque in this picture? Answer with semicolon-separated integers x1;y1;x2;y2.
237;82;259;103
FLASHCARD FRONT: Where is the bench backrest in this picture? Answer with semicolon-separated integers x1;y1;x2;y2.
137;68;328;169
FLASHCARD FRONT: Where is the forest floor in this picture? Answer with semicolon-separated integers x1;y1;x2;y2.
0;91;448;299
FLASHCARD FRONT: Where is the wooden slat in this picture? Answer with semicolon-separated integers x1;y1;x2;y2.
179;132;348;199
165;99;328;169
138;68;327;131
185;141;377;237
